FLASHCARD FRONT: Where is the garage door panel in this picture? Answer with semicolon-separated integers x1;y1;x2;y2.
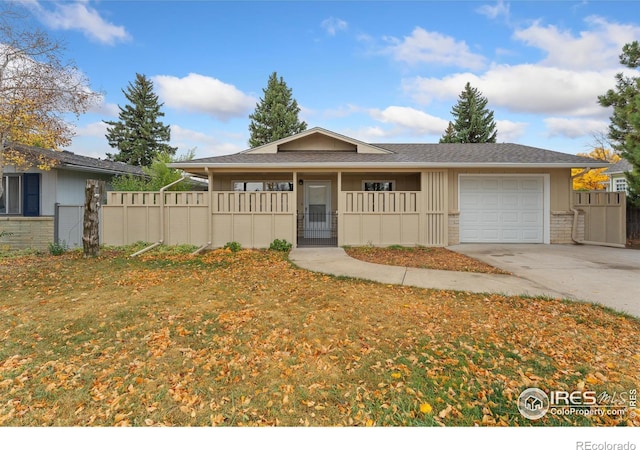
460;176;544;243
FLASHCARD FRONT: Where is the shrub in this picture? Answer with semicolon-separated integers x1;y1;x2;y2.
48;241;68;256
269;239;292;252
223;241;242;253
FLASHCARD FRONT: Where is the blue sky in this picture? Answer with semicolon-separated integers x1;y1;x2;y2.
14;0;640;160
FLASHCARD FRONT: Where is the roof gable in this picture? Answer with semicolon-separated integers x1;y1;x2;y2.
245;127;391;155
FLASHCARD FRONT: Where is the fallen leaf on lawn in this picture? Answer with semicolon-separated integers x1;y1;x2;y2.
420;403;433;414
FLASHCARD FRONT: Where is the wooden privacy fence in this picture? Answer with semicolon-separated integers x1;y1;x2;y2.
627;205;640;240
210;191;294;248
573;191;626;246
103;191;209;246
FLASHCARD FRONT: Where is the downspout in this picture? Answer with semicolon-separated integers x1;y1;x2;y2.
569;168;626;248
191;167;212;255
130;176;187;257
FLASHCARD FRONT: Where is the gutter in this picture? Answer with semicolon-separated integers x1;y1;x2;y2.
569;168;626;248
130;176;187;257
170;162;610;170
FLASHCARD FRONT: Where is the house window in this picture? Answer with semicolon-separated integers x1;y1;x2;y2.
0;175;21;215
614;178;628;193
363;181;394;191
233;181;293;191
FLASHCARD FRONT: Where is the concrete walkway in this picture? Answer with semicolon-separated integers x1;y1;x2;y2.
289;247;563;299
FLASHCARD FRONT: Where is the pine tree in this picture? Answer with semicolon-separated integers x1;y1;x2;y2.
439;82;497;143
248;72;307;148
105;73;176;166
598;41;640;206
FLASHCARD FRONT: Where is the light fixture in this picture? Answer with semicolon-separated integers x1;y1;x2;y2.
298;179;303;185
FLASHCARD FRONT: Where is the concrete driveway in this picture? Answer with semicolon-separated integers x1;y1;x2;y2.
449;244;640;317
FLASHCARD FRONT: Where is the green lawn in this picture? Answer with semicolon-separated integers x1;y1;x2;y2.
0;246;638;426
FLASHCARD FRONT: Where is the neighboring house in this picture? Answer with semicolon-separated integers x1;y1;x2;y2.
605;159;632;193
103;127;609;249
1;143;143;250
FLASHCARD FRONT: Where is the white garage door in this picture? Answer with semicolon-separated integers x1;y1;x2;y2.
459;176;544;243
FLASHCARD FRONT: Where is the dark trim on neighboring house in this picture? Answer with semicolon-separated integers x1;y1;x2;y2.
23;173;40;217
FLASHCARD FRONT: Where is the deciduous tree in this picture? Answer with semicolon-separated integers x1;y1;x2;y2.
248;72;307;148
0;4;98;198
440;82;497;143
572;148;620;190
105;73;176;167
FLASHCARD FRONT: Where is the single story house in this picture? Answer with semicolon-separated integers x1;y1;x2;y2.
605;159;632;193
1;143;143;250
103;127;610;249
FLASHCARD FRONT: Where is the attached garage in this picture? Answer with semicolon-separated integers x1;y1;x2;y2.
459;175;549;244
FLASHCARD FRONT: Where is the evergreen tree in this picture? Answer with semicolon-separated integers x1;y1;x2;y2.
105;73;176;166
598;41;640;206
248;72;307;148
439;82;497;143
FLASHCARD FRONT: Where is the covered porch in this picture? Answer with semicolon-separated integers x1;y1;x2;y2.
102;169;449;250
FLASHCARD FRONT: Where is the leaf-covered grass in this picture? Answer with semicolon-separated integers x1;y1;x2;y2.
344;246;510;274
0;247;638;426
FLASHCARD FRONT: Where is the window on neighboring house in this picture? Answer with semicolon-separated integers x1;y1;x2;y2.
0;175;21;215
614;177;628;193
363;181;394;191
233;181;293;191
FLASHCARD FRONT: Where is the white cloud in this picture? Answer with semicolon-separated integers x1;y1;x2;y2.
152;73;256;121
321;17;348;36
477;0;510;20
382;27;486;70
369;106;449;136
514;16;640;70
544;117;609;139
404;65;618;117
495;120;527;142
22;0;130;45
74;120;108;139
170;125;245;157
88;96;119;117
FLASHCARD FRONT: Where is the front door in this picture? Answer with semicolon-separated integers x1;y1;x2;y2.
304;180;331;238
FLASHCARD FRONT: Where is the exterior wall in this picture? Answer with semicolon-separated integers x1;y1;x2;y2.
448;212;460;245
550;211;583;244
340;172;420;191
0;217;54;250
210;173;293;191
278;134;357;152
56;169;113;206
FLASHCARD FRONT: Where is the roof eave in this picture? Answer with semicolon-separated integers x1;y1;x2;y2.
170;162;608;171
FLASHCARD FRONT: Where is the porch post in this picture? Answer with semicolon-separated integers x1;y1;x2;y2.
207;168;213;248
419;170;427;246
292;171;298;248
337;171;343;247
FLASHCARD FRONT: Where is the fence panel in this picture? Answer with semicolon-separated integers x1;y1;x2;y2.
573;191;626;246
627;206;640;241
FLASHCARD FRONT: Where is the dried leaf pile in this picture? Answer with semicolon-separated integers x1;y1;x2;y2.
0;248;638;426
344;246;509;274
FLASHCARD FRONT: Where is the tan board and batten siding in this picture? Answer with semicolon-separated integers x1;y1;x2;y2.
102;127;609;249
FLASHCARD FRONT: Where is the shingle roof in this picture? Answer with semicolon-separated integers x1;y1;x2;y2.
604;159;633;174
178;142;606;169
8;143;144;176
